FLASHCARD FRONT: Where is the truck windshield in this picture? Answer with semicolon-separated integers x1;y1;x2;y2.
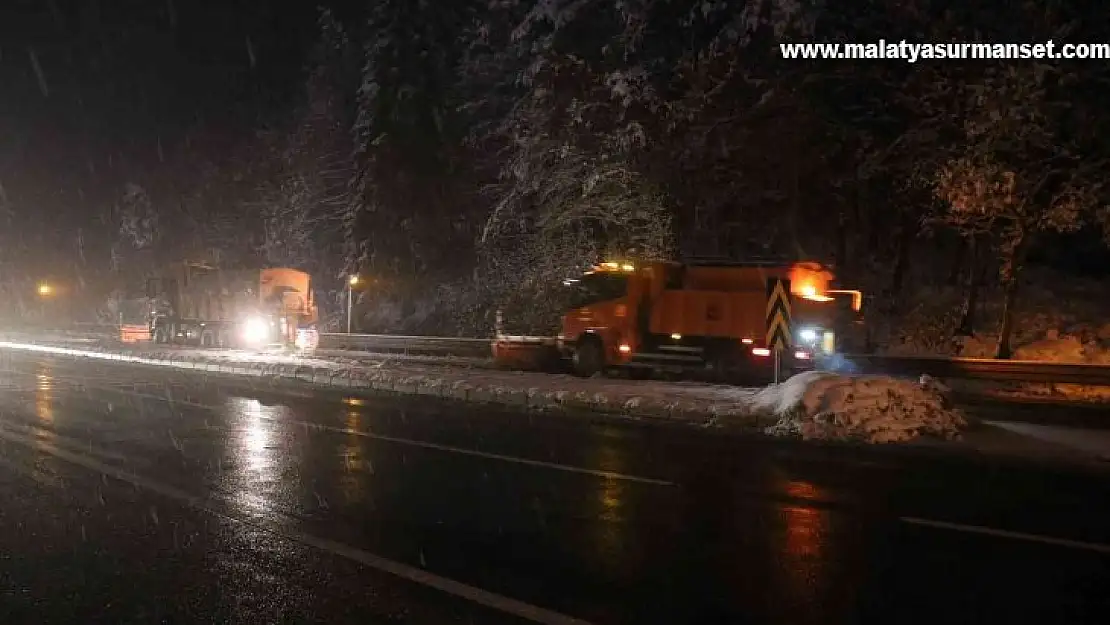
564;272;629;308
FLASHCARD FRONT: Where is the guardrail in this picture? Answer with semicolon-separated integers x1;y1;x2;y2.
830;354;1110;386
325;337;1110;386
318;333;492;358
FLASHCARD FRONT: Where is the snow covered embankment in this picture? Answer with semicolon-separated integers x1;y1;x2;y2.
752;371;967;443
0;338;967;443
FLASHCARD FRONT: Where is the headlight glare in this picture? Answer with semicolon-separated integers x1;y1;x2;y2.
241;316;270;344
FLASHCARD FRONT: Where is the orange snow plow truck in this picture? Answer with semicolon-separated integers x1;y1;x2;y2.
494;259;864;382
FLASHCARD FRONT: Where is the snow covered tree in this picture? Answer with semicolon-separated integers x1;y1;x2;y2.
247;9;353;280
648;0;820;257
933;64;1108;358
115;182;159;250
455;0;666;328
479;142;674;331
347;0;481;283
170;8;355;295
110;182;161;275
800;0;987;298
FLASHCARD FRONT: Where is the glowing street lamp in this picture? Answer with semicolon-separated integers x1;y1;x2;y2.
37;283;53;296
346;275;360;334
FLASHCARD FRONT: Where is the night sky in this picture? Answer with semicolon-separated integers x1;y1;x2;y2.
0;0;316;274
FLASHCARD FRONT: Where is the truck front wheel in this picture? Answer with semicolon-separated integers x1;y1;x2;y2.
572;336;606;377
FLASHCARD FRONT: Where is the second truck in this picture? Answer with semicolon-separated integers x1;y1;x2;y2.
122;262;319;351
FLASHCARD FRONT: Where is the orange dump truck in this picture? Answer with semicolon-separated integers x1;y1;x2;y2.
130;262;318;350
496;259;863;381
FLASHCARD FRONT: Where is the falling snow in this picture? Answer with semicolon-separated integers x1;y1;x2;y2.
26;48;49;97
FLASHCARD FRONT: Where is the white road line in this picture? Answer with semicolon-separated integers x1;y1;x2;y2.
0;427;594;625
900;516;1110;555
0;419;132;464
21;373;674;487
327;426;675;486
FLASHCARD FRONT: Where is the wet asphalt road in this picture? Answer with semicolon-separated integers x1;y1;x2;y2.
0;352;1108;625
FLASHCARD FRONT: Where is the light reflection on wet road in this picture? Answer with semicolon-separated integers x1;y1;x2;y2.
0;352;1108;624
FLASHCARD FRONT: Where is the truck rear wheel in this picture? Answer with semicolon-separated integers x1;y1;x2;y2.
573;336;605;377
706;343;745;384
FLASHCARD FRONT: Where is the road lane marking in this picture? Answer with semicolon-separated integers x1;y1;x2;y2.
13;371;674;487
301;425;675;486
0;418;132;464
900;516;1110;555
0;426;594;625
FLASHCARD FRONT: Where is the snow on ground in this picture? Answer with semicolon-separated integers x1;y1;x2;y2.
0;335;970;444
869;267;1110;403
313;348;495;370
751;371;967;443
878;267;1110;364
9;332;494;370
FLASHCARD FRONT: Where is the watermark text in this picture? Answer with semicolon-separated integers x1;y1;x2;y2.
780;40;1110;62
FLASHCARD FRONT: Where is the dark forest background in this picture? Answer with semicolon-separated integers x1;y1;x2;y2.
2;0;1109;357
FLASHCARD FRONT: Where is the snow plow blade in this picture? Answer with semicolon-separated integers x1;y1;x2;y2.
491;336;563;372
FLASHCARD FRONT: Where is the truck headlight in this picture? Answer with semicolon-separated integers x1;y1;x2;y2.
242;316;270;344
799;327;818;343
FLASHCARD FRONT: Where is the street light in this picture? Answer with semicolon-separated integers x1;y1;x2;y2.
37;283;52;296
346;275;359;334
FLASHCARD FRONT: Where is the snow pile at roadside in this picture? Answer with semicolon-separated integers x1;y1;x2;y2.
947;333;1110;364
755;371;968;443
